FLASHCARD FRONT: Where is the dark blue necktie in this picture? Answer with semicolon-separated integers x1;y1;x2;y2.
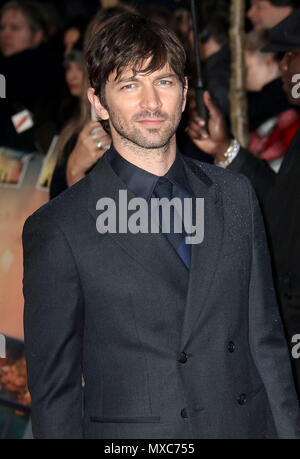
152;177;191;269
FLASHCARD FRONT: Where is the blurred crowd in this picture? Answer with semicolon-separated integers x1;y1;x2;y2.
1;0;300;395
1;0;300;188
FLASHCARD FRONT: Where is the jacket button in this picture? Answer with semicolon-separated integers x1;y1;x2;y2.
237;393;247;405
228;341;235;353
178;351;188;363
181;408;188;419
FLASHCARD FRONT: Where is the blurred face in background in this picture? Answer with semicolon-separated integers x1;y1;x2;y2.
176;9;192;37
0;8;42;56
65;60;84;97
64;27;80;57
247;0;293;29
245;50;281;91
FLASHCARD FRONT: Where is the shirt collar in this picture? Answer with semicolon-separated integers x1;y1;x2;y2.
105;144;191;201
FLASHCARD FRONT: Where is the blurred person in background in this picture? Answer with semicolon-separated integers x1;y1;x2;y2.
199;4;231;123
173;7;194;66
174;7;192;38
64;26;80;57
57;36;84;131
247;0;298;29
41;2;65;59
63;15;88;58
175;2;231;162
0;0;63;153
0;0;44;56
65;38;84;99
185;2;299;166
50;6;136;199
40;2;63;41
245;29;300;171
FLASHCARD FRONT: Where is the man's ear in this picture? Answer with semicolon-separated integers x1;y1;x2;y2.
87;87;109;120
182;77;188;112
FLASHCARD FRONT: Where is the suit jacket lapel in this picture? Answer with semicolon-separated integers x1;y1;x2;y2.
179;158;224;350
87;154;224;346
87;155;189;293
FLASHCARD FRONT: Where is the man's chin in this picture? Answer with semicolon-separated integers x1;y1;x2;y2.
134;139;170;149
131;129;173;149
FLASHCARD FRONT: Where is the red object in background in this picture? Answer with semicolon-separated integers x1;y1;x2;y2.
249;108;300;163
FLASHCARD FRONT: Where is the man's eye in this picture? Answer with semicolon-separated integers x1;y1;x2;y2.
121;84;135;90
159;80;172;85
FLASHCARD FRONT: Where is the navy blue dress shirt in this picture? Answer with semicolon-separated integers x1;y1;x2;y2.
105;144;193;269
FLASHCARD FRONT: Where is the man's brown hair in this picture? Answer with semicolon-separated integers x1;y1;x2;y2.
85;12;187;108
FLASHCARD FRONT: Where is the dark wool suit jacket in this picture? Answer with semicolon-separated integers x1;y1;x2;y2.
228;128;300;396
22;152;300;439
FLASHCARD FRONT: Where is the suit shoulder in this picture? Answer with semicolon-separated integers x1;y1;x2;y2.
185;157;252;192
24;174;91;227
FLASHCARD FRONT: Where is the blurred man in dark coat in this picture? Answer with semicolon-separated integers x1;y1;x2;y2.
0;1;63;152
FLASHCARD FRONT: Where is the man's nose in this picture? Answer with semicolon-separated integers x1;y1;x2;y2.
140;85;162;112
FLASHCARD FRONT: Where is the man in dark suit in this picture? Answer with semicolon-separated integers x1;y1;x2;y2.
23;13;300;439
188;8;300;399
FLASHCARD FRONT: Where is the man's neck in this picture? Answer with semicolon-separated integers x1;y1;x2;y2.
112;136;177;176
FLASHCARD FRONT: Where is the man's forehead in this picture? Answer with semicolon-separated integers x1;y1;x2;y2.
109;62;175;83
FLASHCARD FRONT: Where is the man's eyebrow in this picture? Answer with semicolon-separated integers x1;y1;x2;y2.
115;76;140;85
115;72;178;85
154;73;178;80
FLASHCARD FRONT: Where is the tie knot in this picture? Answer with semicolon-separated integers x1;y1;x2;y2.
154;177;173;200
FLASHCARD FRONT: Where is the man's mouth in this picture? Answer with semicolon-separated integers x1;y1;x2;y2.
137;119;165;127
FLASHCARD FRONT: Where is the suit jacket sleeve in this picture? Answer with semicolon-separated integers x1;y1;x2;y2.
228;147;277;205
22;212;84;438
246;179;300;438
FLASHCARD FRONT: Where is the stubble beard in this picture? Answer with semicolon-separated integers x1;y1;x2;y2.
107;104;183;155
